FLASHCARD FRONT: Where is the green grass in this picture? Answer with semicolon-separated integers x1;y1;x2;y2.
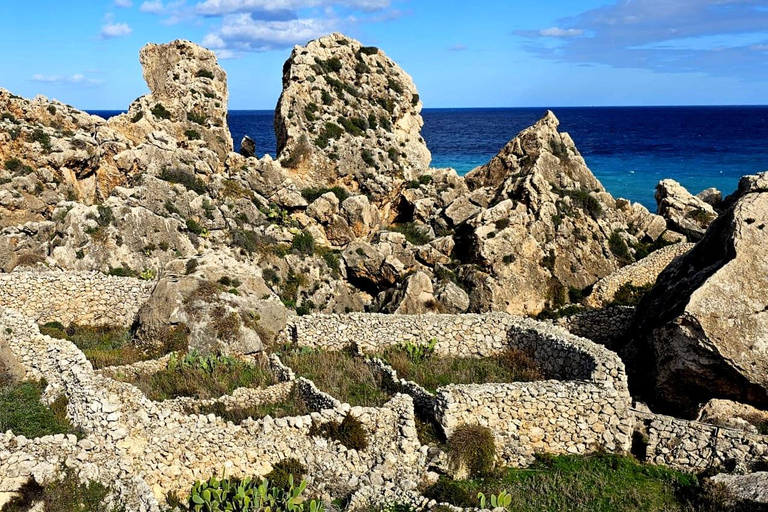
424;453;704;512
0;377;77;439
39;323;151;369
117;353;276;401
379;347;543;393
277;346;390;407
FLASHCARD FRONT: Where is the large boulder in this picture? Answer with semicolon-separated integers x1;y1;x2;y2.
109;40;232;163
275;33;430;208
655;179;717;241
626;173;768;416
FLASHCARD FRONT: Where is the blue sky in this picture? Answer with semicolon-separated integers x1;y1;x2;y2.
1;0;767;109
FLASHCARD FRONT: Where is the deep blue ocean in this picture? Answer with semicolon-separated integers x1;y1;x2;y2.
91;107;768;210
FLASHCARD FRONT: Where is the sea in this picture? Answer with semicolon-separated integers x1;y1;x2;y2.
92;107;768;211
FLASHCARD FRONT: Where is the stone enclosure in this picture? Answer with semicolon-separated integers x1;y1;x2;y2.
2;271;768;512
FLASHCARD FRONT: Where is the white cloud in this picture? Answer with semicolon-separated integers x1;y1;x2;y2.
752;44;768;51
208;14;336;51
114;0;133;7
194;0;389;16
140;0;165;13
539;27;584;37
31;74;104;86
100;22;133;38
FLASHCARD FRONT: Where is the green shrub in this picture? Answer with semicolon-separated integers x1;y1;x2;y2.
2;469;113;512
188;474;322;512
40;323;148;369
158;168;207;195
390;222;430;245
196;69;215;79
379;115;392;131
321;90;333;105
96;205;114;227
387;78;404;94
609;231;633;265
0;379;77;439
309;413;368;451
301;186;349;204
4;158;22;172
108;265;138;278
151;103;172;120
266;458;307;491
291;231;315;256
186;218;205;235
359;46;379;56
315;56;342;73
30;128;52;152
131;111;144;123
185;129;202;140
448;424;495;477
185;258;199;275
609;282;653;307
187;112;207;125
338;116;368;136
424;478;477;508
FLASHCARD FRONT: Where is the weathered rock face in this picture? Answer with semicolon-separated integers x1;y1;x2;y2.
627;173;768;416
109;40;232;163
697;399;768;434
0;89;132;204
275;33;430;208
655;179;717;240
440;111;675;315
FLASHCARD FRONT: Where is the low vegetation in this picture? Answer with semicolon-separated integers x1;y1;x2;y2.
301;186;350;204
609;282;653;307
2;469;116;512
39;323;156;369
0;376;78;439
276;346;390;407
447;424;496;478
309;413;368;451
424;453;709;512
192;386;309;423
158;168;207;195
379;344;543;393
117;351;276;401
389;222;431;245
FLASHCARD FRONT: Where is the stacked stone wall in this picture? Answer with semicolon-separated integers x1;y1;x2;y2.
0;271;154;327
283;313;634;465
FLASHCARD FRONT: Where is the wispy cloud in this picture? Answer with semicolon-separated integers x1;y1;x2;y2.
100;22;133;38
194;0;390;16
515;0;768;81
539;27;583;37
114;0;133;7
447;44;467;52
31;74;104;86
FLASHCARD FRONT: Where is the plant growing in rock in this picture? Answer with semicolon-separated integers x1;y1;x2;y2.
309;413;368;451
266;458;307;491
447;424;496;478
151;103;172;120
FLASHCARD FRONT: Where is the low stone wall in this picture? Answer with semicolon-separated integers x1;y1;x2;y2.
556;306;635;349
283;313;634;466
635;410;768;472
0;271;154;327
0;306;428;511
585;243;693;308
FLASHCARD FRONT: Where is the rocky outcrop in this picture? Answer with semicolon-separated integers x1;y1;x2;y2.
275;33;430;209
109;40;232;163
436;111;675;315
710;472;768;507
655;179;717;240
626;173;768;416
585;243;694;308
697;399;768;434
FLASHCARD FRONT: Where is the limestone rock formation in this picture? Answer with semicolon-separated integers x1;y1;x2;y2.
709;472;768;508
627;172;768;415
437;111;675;315
697;399;768;434
109;40;232;163
655;179;717;240
275;33;430;208
240;135;256;158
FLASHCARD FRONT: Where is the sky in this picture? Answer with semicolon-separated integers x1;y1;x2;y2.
1;0;767;110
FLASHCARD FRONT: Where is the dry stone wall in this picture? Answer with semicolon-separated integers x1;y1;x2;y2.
282;313;634;466
635;410;768;473
0;271;154;327
556;306;635;350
